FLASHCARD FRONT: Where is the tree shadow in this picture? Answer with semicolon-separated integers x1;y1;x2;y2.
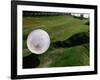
52;32;89;48
23;53;40;69
85;21;89;25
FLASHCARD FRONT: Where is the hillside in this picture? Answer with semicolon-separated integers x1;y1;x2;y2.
22;15;89;68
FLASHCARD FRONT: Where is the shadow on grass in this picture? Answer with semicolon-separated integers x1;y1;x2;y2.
85;21;89;25
23;54;40;69
52;32;89;48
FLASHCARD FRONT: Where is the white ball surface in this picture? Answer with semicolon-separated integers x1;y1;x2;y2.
27;29;50;54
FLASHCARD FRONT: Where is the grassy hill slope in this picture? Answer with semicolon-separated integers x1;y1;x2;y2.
23;15;89;68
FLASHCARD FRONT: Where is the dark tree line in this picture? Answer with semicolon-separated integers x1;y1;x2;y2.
23;11;71;16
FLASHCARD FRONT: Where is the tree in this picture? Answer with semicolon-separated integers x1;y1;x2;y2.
80;14;84;20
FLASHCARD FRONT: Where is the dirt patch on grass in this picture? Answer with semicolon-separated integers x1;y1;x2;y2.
38;59;52;68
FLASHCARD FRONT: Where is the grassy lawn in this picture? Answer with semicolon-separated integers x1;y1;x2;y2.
23;15;89;68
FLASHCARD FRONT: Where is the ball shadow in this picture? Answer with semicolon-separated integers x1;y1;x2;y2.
23;53;40;69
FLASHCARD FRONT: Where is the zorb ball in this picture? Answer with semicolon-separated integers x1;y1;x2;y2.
27;29;50;54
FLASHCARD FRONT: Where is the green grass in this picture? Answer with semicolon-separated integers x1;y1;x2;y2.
49;44;89;67
23;15;89;67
